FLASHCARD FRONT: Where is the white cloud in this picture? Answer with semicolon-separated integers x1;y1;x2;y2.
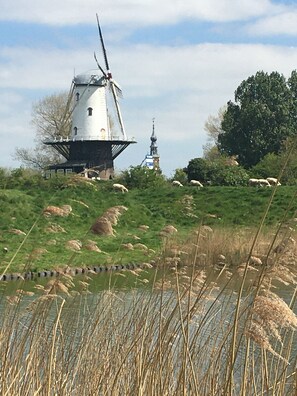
248;10;297;36
0;0;283;26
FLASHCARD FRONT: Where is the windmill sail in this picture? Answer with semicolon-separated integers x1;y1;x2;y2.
96;13;111;78
94;14;126;139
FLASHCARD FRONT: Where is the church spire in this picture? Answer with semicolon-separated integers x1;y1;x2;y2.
150;118;158;156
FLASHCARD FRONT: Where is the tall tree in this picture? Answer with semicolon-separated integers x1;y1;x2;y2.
14;91;72;169
217;71;297;168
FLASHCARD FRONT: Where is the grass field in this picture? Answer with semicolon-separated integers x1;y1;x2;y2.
0;175;296;274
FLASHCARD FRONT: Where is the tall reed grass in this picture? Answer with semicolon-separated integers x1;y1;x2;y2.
0;225;296;395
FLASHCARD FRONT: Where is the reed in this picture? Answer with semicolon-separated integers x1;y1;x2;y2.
0;230;296;395
1;177;297;394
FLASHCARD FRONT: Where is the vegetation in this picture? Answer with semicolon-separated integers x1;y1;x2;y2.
14;91;71;169
187;157;250;186
250;138;297;185
119;165;166;189
218;71;297;168
0;169;297;275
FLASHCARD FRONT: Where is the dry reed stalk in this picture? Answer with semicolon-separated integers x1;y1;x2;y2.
1;223;297;395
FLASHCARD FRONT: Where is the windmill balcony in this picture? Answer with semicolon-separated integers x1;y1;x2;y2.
43;135;136;143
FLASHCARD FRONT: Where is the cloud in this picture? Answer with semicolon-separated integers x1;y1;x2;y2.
248;10;297;36
0;0;283;26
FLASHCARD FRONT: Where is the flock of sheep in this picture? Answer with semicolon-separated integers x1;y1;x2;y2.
112;179;204;193
172;177;281;188
248;177;281;187
172;180;203;188
112;177;281;193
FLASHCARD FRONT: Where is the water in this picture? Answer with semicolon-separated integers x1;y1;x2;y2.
0;266;296;395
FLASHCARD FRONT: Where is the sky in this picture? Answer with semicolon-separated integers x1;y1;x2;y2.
1;0;297;177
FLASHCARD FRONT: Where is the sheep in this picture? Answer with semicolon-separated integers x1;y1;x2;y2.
258;178;271;187
190;179;203;187
266;177;281;186
248;178;259;187
113;183;128;193
172;180;183;187
248;178;270;187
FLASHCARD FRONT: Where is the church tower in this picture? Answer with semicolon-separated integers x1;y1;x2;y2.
150;118;160;171
143;118;160;171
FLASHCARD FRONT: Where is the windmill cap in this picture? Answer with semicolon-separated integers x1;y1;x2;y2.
73;72;106;86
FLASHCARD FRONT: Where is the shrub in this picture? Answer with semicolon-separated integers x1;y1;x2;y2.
118;166;167;189
251;151;297;185
187;157;249;186
171;168;188;185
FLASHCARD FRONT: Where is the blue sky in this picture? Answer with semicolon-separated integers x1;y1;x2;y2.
1;0;297;176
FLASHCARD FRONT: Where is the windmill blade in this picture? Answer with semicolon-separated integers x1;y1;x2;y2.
109;83;127;139
96;13;111;77
109;79;122;98
94;52;107;78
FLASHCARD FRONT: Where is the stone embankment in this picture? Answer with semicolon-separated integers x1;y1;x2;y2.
0;262;152;282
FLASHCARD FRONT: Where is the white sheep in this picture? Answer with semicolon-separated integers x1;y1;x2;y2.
258;178;271;187
172;180;183;187
113;183;129;193
248;178;270;187
248;178;259;187
266;177;281;186
190;179;203;187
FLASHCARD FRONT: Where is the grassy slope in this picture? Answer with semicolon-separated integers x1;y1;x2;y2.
0;179;296;273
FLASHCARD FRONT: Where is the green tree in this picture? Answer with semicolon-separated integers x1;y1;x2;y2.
14;91;72;169
218;71;297;168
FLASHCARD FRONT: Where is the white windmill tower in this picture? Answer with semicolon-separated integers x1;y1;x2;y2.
44;14;135;179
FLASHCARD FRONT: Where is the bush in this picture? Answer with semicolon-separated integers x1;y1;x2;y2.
187;157;250;186
251;151;297;185
118;166;168;189
171;168;188;185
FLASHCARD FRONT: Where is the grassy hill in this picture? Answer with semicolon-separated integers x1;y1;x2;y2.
0;175;296;273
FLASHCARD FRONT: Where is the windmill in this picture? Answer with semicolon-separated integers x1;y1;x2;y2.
44;15;136;179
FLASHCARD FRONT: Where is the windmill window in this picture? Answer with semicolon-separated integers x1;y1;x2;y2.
75;92;80;101
74;127;78;135
87;107;93;116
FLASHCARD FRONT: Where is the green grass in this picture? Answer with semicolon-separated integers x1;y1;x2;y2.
0;178;296;273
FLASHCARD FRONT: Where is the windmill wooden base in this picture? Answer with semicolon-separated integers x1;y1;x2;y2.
44;138;136;179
